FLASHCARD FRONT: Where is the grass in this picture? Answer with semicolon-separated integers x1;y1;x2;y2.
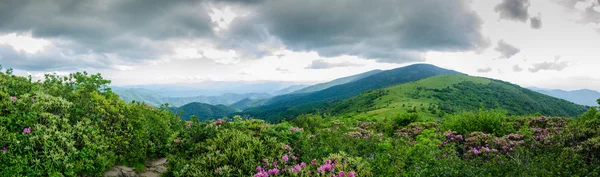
332;74;492;120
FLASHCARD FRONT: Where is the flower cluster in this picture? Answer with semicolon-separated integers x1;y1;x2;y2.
345;127;373;139
10;96;17;102
185;121;192;129
253;154;358;177
357;121;376;128
442;130;464;146
290;126;303;132
23;127;31;134
395;122;439;139
214;119;224;129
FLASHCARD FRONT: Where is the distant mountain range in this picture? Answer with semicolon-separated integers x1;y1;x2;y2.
528;88;600;106
171;102;240;121
112;87;271;107
114;81;306;97
273;85;310;95
291;69;383;94
117;64;594;122
241;64;461;121
229;69;384;111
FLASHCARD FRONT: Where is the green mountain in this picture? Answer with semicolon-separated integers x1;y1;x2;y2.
171;102;240;121
230;98;268;110
113;88;271;107
230;69;384;111
326;74;589;119
529;88;600;106
273;84;310;95
291;69;383;94
241;64;460;121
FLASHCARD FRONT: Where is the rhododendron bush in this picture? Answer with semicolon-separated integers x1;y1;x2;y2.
1;65;600;176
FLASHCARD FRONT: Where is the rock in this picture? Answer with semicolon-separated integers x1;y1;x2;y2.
104;170;121;177
104;158;167;177
149;158;167;167
116;166;135;172
139;171;161;177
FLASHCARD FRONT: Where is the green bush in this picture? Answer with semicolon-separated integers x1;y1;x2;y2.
442;109;515;136
0;69;181;176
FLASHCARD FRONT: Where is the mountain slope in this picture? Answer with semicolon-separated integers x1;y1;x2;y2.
172;102;240;121
242;64;460;121
113;88;271;107
292;69;383;94
230;98;268;110
326;74;589;119
529;88;600;106
273;84;310;95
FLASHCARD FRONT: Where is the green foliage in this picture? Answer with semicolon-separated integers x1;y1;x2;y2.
442;109;515;136
393;112;421;128
0;69;180;176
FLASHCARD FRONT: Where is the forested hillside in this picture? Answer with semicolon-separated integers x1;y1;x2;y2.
171;102;239;121
327;74;588;119
242;64;460;121
291;69;383;94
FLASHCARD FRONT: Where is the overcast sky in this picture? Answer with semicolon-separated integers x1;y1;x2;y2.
0;0;599;90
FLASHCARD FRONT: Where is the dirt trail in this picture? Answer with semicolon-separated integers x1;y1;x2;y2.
103;158;167;177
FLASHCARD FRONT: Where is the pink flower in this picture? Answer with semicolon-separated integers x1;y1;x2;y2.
300;162;307;168
282;155;289;162
30;98;34;103
292;155;297;161
2;147;7;153
10;96;16;102
216;167;222;174
175;139;181;143
254;172;268;177
23;127;31;134
347;172;356;177
338;171;345;177
256;166;263;172
293;164;301;172
268;168;279;175
311;159;317;165
272;161;278;166
215;119;224;125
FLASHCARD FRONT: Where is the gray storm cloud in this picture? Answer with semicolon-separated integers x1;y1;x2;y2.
477;67;493;73
305;59;363;70
528;60;570;73
226;0;489;63
530;15;543;29
0;0;489;71
494;40;521;59
512;65;524;72
0;0;213;71
495;0;531;22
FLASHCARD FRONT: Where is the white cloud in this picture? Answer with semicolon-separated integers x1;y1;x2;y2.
0;33;51;54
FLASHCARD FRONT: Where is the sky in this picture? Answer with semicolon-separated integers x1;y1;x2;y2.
0;0;599;90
